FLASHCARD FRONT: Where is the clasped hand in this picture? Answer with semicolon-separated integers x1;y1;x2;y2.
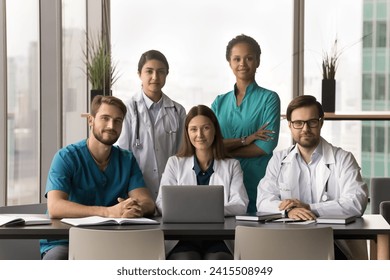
109;197;143;218
279;198;316;220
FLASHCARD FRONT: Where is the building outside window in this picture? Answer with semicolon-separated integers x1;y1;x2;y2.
6;0;40;205
362;0;390;182
2;0;390;205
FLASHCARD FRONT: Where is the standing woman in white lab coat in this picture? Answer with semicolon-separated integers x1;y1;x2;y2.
156;105;249;260
116;50;186;200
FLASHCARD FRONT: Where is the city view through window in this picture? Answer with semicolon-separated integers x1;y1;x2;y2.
3;0;389;205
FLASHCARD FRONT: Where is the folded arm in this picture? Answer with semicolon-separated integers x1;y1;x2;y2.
223;123;275;158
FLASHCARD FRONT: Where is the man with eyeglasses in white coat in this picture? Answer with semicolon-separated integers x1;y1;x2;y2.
257;95;368;259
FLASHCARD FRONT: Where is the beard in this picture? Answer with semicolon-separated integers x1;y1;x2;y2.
92;127;119;145
295;133;320;149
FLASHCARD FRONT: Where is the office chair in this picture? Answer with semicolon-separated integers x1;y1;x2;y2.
234;226;334;260
369;178;390;259
370;177;390;214
68;227;165;260
0;203;47;260
371;200;390;259
380;201;390;224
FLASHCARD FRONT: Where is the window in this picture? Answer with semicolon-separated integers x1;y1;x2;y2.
387;126;390;154
6;0;40;205
362;124;372;152
376;21;387;47
375;73;385;100
111;0;293;114
363;21;373;48
375;125;385;153
2;0;387;206
305;0;363;159
62;0;87;145
362;73;372;100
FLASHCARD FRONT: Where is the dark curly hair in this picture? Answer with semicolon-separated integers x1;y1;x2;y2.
225;34;261;64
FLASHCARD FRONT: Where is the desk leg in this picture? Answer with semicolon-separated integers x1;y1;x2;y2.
370;240;377;260
377;234;390;260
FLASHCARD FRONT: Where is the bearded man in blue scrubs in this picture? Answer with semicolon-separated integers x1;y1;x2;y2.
40;95;155;260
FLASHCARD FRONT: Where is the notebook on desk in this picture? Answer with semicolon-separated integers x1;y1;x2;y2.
161;185;225;223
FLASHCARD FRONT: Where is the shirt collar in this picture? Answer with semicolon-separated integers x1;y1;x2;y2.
295;140;323;165
311;140;323;160
142;90;162;110
192;155;214;175
234;81;258;95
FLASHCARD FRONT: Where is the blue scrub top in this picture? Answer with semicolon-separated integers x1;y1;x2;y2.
212;81;280;212
40;139;145;255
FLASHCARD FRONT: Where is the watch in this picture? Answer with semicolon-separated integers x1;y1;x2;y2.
240;136;247;146
284;206;296;218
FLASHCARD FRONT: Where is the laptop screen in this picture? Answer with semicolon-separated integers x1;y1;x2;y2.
161;185;225;223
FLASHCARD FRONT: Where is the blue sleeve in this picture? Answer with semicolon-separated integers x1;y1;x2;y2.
254;92;281;154
45;150;73;197
211;95;219;114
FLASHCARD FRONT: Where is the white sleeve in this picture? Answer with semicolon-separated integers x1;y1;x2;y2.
155;156;179;214
116;101;133;150
223;160;249;216
256;153;284;213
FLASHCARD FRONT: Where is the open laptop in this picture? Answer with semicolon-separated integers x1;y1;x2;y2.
161;185;225;223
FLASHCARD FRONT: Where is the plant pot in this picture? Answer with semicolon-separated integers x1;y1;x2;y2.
321;79;336;112
90;89;112;103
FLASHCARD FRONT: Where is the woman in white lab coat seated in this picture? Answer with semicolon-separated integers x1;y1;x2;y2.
156;104;249;260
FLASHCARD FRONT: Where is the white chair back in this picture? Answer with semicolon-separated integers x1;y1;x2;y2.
69;227;165;260
234;226;334;260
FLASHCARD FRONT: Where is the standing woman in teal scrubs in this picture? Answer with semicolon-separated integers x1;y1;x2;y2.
211;34;280;213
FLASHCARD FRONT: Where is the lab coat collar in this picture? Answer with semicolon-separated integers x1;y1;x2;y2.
281;137;335;165
141;90;160;110
192;156;215;178
319;137;336;165
135;91;175;118
138;90;174;110
281;144;299;164
281;137;334;202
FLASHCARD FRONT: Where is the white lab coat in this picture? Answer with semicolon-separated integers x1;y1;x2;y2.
156;156;249;216
116;92;186;200
257;137;369;260
257;137;368;215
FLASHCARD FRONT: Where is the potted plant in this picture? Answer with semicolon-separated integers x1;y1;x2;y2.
84;32;119;100
321;38;340;113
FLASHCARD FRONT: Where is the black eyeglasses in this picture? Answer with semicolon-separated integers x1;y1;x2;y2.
290;118;322;129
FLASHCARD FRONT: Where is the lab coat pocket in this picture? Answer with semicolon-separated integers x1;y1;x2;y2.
279;183;292;200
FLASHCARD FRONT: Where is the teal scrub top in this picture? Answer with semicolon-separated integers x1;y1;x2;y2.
212;81;280;212
40;139;145;255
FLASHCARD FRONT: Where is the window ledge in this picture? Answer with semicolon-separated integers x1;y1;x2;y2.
282;112;390;121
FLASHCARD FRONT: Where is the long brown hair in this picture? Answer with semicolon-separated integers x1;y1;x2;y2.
177;105;228;159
